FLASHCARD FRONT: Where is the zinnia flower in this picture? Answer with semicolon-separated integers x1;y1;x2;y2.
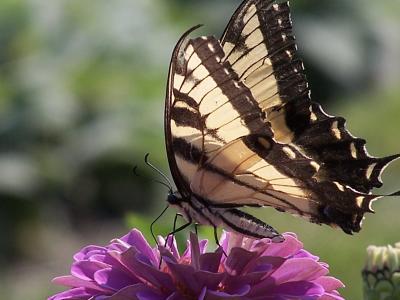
49;228;344;300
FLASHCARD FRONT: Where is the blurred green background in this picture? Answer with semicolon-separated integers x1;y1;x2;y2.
0;0;399;299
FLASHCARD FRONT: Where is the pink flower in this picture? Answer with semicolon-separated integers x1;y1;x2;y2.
49;229;344;299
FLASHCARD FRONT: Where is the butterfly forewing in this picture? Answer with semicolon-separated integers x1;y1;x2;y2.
220;0;399;194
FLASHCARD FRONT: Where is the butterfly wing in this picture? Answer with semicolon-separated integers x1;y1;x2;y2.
165;0;399;235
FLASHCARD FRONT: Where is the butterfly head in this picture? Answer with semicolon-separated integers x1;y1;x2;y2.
167;191;184;206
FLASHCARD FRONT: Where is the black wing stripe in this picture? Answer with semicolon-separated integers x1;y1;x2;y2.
172;137;203;165
189;37;272;137
222;0;273;55
172;89;199;109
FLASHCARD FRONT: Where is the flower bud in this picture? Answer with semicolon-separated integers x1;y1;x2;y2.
363;243;400;299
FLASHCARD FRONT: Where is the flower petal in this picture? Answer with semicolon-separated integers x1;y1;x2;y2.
158;246;178;264
136;291;166;300
271;258;328;284
164;256;225;292
225;232;245;254
246;256;285;277
262;234;303;258
225;248;258;275
165;292;186;300
194;271;225;291
73;246;106;262
164;257;200;293
198;287;207;300
190;232;201;270
94;267;137;291
199;250;223;273
222;261;274;292
271;281;324;297
293;249;319;261
101;284;162;300
164;235;180;259
112;247;175;292
313;276;345;291
121;229;158;266
48;287;99;300
181;238;208;260
205;284;251;299
319;293;345;300
218;231;229;254
71;261;110;281
52;276;107;292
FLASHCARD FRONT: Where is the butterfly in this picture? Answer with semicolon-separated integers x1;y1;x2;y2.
163;0;399;241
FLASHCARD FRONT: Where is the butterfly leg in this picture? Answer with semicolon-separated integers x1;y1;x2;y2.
159;214;192;269
169;220;192;237
164;213;192;248
194;223;199;235
150;204;169;246
164;213;182;248
213;226;227;257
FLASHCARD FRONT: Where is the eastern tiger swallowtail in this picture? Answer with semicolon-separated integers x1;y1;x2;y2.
164;0;399;241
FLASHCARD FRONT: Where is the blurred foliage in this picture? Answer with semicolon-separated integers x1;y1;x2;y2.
0;0;399;299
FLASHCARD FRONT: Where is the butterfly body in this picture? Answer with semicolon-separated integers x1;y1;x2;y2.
164;0;399;240
167;191;284;241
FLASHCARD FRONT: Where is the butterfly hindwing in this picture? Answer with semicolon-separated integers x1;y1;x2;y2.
190;134;379;233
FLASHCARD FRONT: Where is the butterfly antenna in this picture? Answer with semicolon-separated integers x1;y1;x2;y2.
144;153;173;193
133;166;172;192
